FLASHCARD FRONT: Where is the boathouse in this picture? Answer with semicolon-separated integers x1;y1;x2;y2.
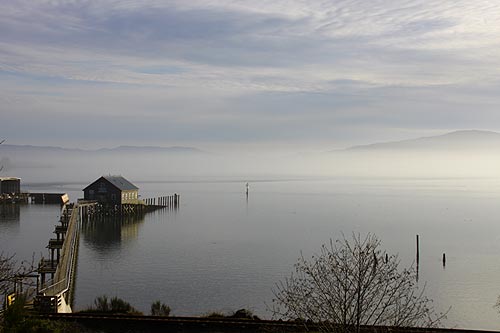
83;176;139;206
0;177;21;194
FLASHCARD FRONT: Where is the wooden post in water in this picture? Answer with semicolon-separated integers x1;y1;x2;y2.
416;234;420;265
442;253;446;267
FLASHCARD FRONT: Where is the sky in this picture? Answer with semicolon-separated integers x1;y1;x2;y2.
2;0;500;152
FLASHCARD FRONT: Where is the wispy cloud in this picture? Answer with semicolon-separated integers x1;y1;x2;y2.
1;0;500;148
4;0;499;87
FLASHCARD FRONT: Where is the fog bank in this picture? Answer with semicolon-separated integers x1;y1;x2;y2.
3;148;500;185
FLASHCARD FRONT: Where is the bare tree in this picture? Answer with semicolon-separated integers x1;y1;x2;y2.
271;234;445;333
0;252;36;301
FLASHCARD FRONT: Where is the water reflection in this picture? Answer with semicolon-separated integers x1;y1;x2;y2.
0;203;21;223
81;214;146;253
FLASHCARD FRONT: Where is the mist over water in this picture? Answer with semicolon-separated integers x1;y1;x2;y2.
6;146;500;184
3;145;500;329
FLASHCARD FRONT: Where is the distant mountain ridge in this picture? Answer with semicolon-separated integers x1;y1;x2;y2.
96;145;204;154
346;130;500;151
0;144;205;154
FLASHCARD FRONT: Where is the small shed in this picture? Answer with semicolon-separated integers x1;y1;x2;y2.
0;177;21;195
83;176;139;206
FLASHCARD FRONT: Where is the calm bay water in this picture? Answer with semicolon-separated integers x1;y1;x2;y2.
2;177;500;330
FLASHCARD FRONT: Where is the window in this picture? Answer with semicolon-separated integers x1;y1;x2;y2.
98;182;107;193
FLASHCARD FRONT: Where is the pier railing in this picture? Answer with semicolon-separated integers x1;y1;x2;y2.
143;194;180;208
33;194;178;313
37;203;80;311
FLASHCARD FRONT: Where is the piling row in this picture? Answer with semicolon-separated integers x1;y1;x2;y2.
37;204;72;287
0;193;29;204
35;203;81;313
415;234;447;276
144;194;180;208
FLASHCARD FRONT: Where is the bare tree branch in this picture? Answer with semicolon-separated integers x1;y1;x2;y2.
0;252;36;298
271;233;447;333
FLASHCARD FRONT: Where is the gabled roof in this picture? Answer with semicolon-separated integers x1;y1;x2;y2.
103;176;138;191
83;175;138;191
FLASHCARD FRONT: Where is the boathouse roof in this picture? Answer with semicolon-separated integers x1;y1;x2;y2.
84;175;138;191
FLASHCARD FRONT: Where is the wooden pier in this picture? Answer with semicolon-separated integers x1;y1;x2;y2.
35;202;86;313
143;194;180;209
0;192;29;204
30;193;69;205
30;193;179;313
77;194;180;218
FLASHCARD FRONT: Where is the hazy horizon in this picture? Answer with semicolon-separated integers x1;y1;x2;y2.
4;148;500;185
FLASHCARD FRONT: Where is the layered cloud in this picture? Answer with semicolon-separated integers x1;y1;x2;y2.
1;1;500;149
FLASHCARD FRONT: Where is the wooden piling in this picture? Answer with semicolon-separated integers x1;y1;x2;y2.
416;234;420;264
142;194;180;210
442;253;446;267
